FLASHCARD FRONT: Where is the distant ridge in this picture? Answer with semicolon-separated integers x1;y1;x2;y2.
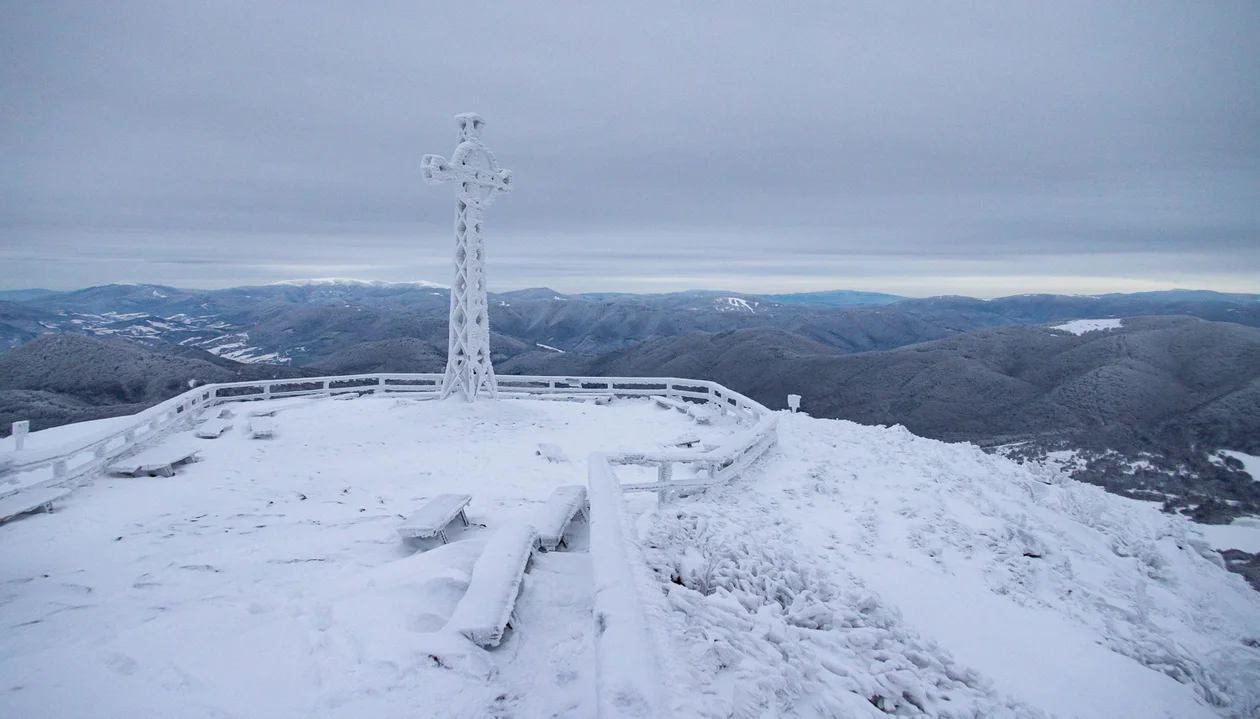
266;278;448;289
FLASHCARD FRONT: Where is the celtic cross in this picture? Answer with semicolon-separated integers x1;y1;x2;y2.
422;113;513;401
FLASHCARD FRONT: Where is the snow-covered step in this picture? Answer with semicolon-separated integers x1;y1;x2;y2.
397;493;472;545
0;487;70;525
194;418;232;439
446;520;539;648
535;484;588;552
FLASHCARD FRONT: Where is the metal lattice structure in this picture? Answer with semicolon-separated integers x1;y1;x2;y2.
421;113;513;401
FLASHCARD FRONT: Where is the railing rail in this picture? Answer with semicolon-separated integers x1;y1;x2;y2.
3;373;776;498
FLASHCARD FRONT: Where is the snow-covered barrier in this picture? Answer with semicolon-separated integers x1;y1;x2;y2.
587;453;668;718
2;374;777;497
0;385;215;494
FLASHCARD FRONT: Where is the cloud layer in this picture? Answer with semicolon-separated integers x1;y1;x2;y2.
2;2;1257;295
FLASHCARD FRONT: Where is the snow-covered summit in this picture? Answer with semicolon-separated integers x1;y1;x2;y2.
1;396;1257;718
267;278;448;289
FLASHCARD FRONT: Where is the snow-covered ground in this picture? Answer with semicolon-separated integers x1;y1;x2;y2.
0;396;710;719
1201;518;1260;554
636;416;1260;718
1214;450;1259;482
1051;318;1124;335
3;397;1259;718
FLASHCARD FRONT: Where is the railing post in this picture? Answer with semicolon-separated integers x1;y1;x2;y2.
263;384;272;400
11;420;29;451
53;459;67;481
377;376;385;394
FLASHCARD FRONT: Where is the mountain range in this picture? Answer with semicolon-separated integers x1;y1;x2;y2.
2;281;1258;529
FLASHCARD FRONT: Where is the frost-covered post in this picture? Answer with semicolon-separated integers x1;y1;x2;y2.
422;113;513;401
11;420;29;451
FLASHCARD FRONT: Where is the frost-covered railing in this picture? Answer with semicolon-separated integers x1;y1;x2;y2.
3;373;777;497
588;454;668;717
0;386;216;494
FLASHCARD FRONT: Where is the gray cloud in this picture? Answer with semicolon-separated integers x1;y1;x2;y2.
1;1;1257;295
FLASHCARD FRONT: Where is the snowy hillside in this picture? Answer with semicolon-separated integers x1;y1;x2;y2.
1;397;1258;718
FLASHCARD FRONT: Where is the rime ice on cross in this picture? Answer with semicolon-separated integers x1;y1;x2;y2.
422;113;513;401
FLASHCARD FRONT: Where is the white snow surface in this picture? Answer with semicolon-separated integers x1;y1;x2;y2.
1216;450;1260;482
1051;318;1124;335
1201;517;1260;554
635;416;1260;718
3;398;1259;718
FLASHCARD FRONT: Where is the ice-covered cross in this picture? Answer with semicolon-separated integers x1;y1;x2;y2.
422;113;513;401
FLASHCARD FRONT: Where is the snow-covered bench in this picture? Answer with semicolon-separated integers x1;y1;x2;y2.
397;493;472;545
535;484;588;552
248;417;275;439
108;448;201;477
194;418;232;439
669;433;701;448
0;487;70;525
536;443;569;463
652;395;688;412
446;520;539;647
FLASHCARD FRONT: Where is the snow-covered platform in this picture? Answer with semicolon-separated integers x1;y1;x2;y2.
0;395;722;719
3;392;1259;718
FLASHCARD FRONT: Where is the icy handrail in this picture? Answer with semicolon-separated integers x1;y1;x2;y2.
587;454;669;718
2;374;776;496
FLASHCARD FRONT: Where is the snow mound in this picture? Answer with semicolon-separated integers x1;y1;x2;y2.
1051;318;1124;335
636;415;1260;718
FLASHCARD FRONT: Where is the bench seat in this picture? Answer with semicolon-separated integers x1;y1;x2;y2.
0;487;70;525
248;417;276;439
397;493;472;544
536;484;588;552
194;418;232;439
108;448;201;477
536;443;569;463
446;520;539;647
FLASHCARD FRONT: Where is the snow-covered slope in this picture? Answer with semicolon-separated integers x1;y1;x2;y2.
1;398;1257;718
638;415;1260;718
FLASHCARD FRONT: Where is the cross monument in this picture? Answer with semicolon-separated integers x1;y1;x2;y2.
422;113;513;401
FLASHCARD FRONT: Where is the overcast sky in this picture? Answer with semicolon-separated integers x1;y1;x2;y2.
2;2;1257;296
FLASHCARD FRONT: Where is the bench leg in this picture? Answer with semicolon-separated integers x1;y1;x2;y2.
438;529;449;544
458;509;469;527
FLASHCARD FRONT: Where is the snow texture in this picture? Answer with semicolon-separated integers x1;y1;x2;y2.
446;519;539;647
634;414;1260;718
1051;318;1124;335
